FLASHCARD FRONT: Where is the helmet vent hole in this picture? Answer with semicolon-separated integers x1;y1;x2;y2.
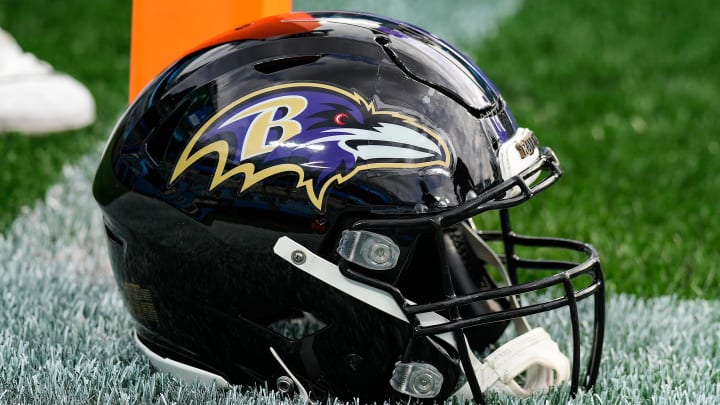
266;311;329;341
254;55;324;74
375;35;390;46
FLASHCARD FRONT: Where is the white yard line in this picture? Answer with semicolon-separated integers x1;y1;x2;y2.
0;151;112;283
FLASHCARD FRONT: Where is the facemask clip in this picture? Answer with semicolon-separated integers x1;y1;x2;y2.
337;230;400;270
389;361;444;398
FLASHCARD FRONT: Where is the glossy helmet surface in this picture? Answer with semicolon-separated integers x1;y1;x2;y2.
93;11;605;404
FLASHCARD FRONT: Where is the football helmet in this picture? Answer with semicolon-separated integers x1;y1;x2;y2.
93;11;605;404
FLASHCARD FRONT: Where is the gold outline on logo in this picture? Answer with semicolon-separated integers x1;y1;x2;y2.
170;82;452;211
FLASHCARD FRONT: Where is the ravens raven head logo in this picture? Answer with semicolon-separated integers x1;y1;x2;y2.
170;82;452;211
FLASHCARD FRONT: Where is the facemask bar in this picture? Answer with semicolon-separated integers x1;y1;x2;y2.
479;210;605;391
336;147;605;403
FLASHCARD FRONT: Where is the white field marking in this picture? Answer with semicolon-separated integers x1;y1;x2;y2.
0;150;112;284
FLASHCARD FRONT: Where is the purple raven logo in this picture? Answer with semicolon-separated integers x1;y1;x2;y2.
170;82;451;211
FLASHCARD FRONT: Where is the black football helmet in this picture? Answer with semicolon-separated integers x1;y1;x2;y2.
93;11;605;404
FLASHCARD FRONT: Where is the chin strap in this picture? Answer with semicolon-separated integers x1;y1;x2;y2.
451;327;570;398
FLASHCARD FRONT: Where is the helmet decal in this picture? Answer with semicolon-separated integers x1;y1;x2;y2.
170;82;452;210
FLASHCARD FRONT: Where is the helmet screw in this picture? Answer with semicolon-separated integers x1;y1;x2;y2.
276;375;295;393
369;243;391;265
412;372;435;395
291;250;306;265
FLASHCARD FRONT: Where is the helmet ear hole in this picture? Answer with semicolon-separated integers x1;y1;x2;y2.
265;310;329;341
444;230;511;351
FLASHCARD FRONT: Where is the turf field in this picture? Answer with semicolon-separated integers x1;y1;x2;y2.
0;1;130;233
1;0;719;403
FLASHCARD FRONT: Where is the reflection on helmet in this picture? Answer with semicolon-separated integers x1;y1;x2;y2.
93;11;605;405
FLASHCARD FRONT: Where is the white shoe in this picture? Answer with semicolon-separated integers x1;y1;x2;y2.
0;28;96;135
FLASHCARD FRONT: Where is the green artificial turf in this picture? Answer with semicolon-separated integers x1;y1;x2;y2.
1;152;719;404
2;1;720;403
468;1;720;298
0;1;131;231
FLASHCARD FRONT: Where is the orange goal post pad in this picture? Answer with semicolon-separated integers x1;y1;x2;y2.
129;0;292;102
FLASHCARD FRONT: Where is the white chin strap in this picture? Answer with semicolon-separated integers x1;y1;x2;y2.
273;236;571;400
451;327;569;397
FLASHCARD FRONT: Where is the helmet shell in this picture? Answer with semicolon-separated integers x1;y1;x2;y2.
94;11;521;402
